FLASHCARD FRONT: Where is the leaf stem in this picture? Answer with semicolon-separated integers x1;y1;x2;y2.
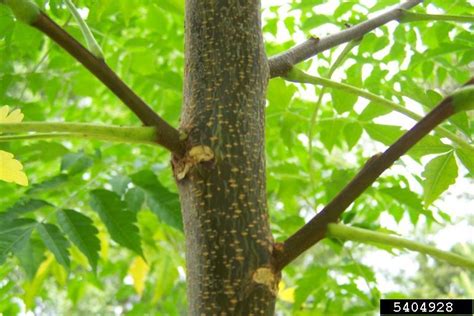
285;68;474;155
400;10;474;23
327;223;474;270
64;0;103;59
0;123;157;145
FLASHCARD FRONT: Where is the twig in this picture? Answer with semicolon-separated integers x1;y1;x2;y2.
1;1;184;154
272;77;473;271
268;0;424;78
31;13;184;154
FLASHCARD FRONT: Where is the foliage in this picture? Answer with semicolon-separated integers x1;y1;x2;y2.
0;0;472;314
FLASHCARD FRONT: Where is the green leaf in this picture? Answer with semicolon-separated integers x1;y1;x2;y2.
359;102;391;121
422;151;458;206
0;199;52;221
380;187;423;211
343;122;363;150
57;209;100;271
125;187;145;213
89;190;143;256
295;266;328;308
110;175;130;196
380;186;427;224
448;112;471;138
407;135;452;161
131;170;183;231
13;238;45;279
337;262;376;282
320;118;344;152
333;1;354;18
267;78;297;111
331;89;358;114
26;174;69;194
0;218;36;264
326;169;355;202
37;223;70;269
17;142;69;162
364;123;403;146
331;64;362;115
456;148;474;175
360;33;382;54
301;14;332;30
61;152;94;175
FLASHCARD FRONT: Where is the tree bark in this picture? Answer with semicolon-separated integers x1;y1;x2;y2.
175;0;276;315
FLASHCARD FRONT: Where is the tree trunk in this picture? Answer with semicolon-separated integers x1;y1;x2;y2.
175;0;277;314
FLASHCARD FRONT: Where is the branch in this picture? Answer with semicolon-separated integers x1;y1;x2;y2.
0;122;157;145
399;10;474;24
268;0;424;78
327;224;474;270
284;69;474;155
272;80;474;271
1;0;184;155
